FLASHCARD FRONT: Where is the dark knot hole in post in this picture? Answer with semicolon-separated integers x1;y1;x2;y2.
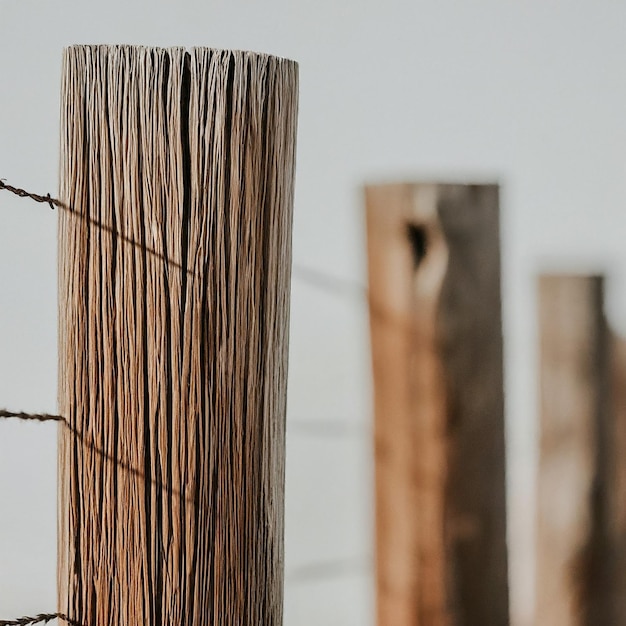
406;223;428;269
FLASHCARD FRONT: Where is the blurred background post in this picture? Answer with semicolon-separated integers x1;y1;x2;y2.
536;275;626;626
366;183;508;626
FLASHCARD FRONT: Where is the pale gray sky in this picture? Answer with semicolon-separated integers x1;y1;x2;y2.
2;2;626;624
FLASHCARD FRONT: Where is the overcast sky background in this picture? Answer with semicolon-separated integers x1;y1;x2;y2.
2;2;626;624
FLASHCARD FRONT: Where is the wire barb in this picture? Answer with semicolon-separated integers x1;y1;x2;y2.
0;179;59;210
0;178;373;302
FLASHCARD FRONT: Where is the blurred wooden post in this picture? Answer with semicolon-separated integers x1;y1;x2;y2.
609;333;626;624
537;275;626;626
58;45;298;626
365;183;509;626
607;333;626;624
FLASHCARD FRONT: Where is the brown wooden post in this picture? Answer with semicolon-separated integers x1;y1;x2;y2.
609;333;626;624
365;183;509;626
57;45;298;626
536;274;619;626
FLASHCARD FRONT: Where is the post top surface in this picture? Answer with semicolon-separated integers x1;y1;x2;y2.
64;44;298;67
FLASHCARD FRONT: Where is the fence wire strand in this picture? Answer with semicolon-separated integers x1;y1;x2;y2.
0;613;79;626
0;179;373;621
0;180;60;211
0;410;64;423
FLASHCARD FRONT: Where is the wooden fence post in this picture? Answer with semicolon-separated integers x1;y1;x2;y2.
536;274;626;625
57;45;298;626
365;183;509;626
609;332;626;624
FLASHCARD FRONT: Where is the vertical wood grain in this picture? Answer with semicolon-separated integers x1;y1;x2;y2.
58;45;298;626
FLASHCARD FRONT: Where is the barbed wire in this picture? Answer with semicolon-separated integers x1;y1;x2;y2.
0;614;79;626
0;177;411;334
0;180;60;211
0;179;373;622
0;410;369;438
0;410;64;423
0;179;377;440
291;264;367;300
285;555;373;584
286;418;369;438
0;179;369;297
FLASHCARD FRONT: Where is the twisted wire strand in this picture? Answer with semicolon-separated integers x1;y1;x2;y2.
0;410;64;423
0;613;80;626
0;180;61;210
0;179;373;299
285;555;373;583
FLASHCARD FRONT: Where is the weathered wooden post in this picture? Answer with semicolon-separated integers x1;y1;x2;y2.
57;45;298;625
609;332;626;624
536;274;626;626
365;183;509;626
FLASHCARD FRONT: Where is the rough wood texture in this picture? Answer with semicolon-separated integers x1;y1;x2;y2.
537;275;626;626
58;45;298;626
365;183;508;626
609;333;626;624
